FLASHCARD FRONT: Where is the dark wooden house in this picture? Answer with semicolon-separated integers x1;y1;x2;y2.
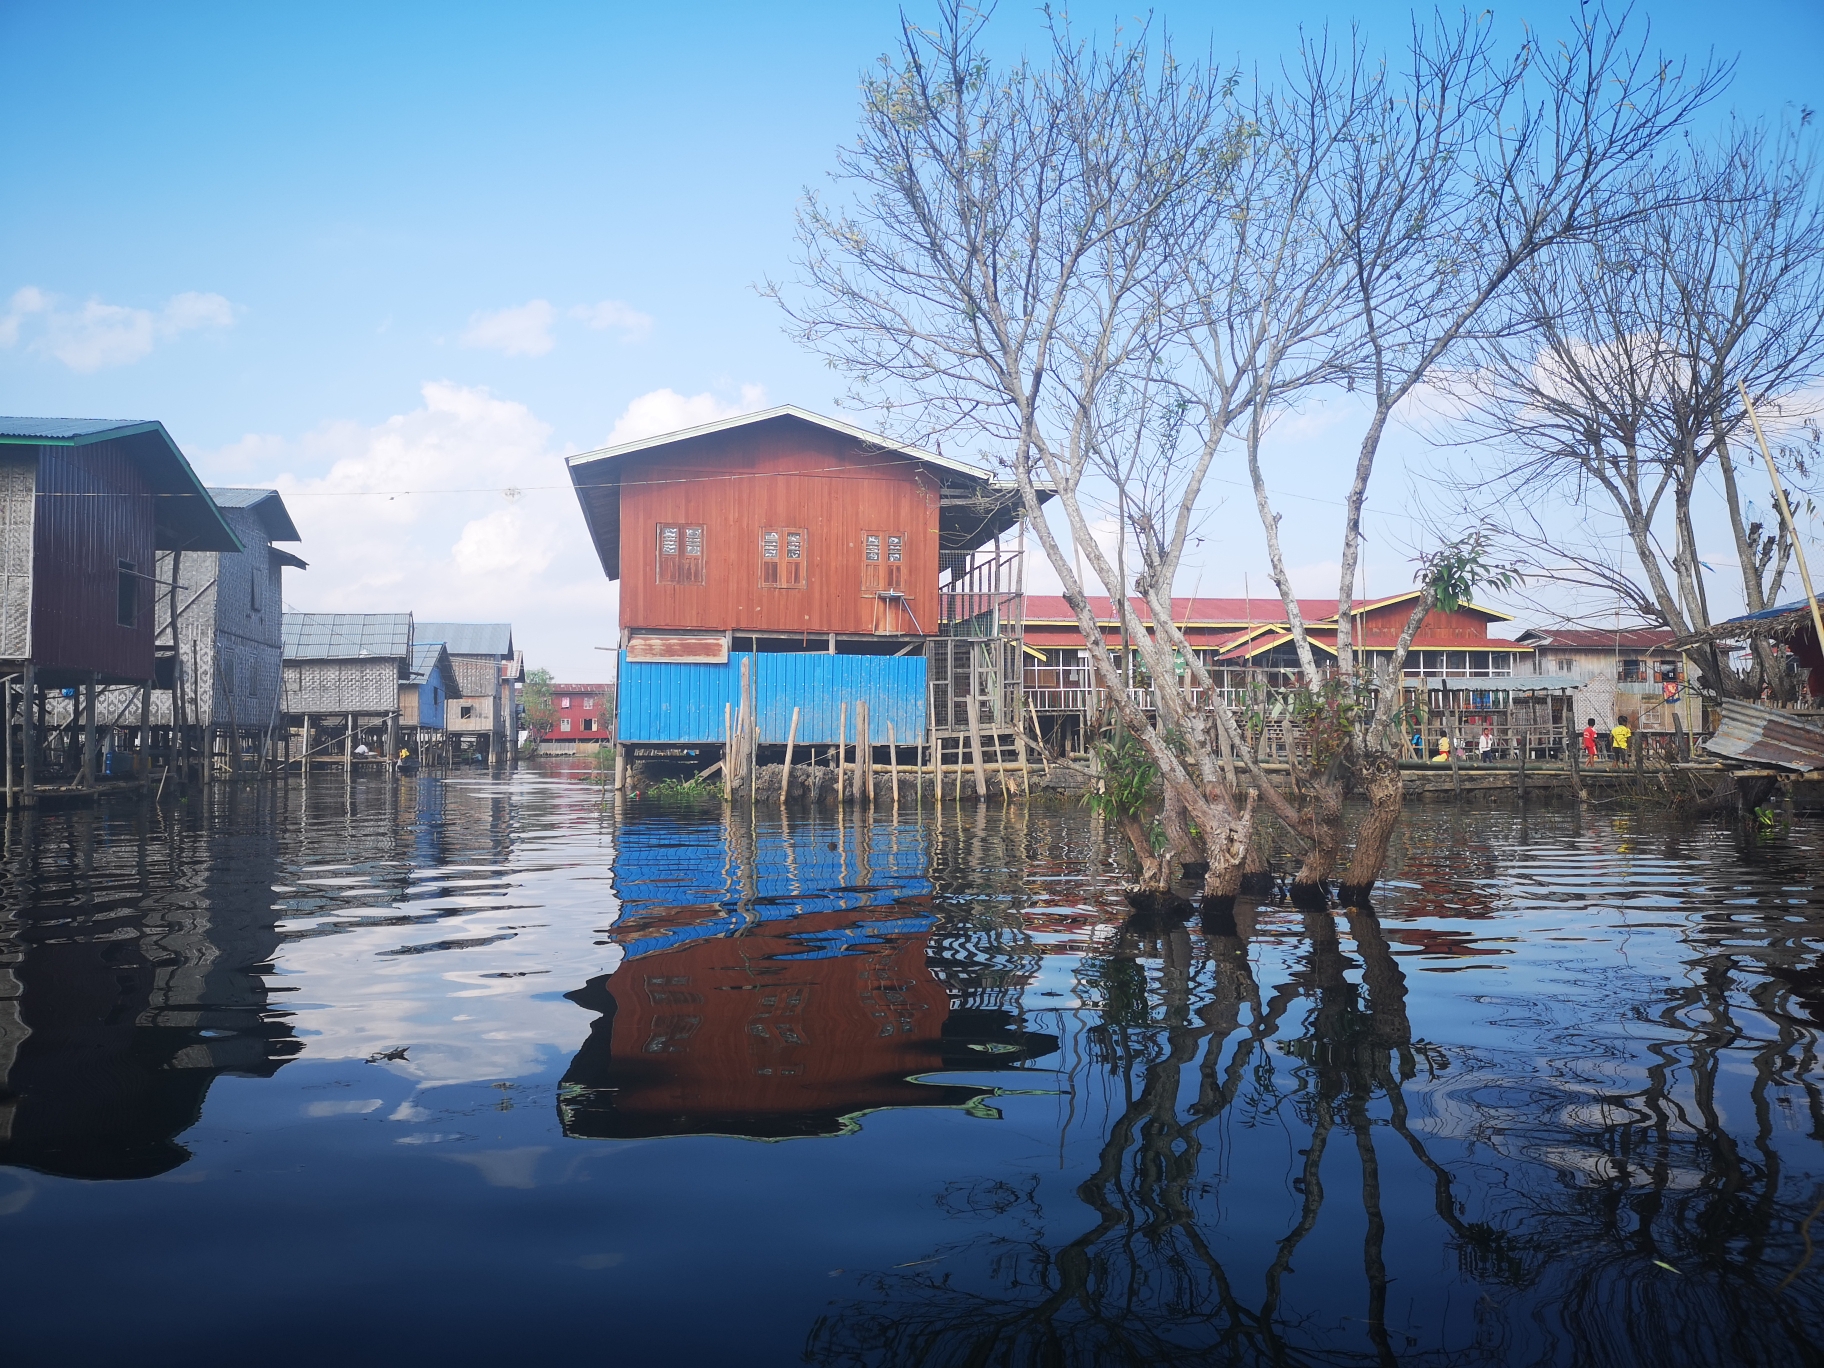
567;406;1028;783
0;417;240;803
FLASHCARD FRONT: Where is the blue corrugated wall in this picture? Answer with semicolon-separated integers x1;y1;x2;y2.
618;651;927;744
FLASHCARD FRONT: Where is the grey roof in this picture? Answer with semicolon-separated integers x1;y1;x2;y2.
0;417;163;441
414;622;513;657
0;416;241;553
207;486;302;542
283;613;413;660
408;641;459;690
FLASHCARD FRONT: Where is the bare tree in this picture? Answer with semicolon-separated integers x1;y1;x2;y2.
1442;118;1824;699
1204;8;1726;899
773;4;1268;898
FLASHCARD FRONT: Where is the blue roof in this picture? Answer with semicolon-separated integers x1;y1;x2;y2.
414;622;513;657
1723;599;1815;625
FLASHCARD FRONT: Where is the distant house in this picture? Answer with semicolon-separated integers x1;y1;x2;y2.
545;682;614;752
281;613;413;761
1514;625;1707;734
399;640;459;738
414;622;518;766
0;417;240;796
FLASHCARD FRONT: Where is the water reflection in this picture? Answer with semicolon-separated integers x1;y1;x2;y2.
0;777;1820;1367
0;795;296;1178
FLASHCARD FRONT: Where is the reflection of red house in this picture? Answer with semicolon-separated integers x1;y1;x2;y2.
559;905;1055;1140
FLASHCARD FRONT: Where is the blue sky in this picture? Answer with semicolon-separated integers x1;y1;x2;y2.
2;1;1819;678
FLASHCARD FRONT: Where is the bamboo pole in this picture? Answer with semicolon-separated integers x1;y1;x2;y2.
965;694;989;800
724;701;735;798
782;705;799;806
837;702;848;804
887;720;899;809
857;698;872;808
1740;381;1824;671
1027;698;1051;778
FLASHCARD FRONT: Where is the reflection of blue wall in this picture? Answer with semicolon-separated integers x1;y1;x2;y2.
606;815;934;962
617;652;927;745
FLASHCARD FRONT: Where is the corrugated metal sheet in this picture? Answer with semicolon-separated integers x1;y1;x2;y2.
283;612;411;660
31;439;157;681
618;651;927;744
205;486;300;541
1705;701;1824;772
414;621;513;657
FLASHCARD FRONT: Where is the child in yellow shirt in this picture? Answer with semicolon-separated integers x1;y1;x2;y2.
1610;716;1632;765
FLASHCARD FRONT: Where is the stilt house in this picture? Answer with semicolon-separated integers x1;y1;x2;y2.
414;622;517;766
281;613;413;764
0;417;240;799
566;405;1031;779
398;640;459;759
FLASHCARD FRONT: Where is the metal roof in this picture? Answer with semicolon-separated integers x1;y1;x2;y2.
0;416;241;554
565;405;1042;579
206;486;302;542
566;404;990;481
408;641;459;689
414;622;514;657
1704;700;1824;772
283;613;412;660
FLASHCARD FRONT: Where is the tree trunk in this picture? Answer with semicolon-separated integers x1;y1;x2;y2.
1338;752;1404;906
1289;772;1344;907
1115;812;1172;893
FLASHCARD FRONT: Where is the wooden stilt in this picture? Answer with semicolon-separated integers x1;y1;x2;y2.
857;698;871;807
887;721;899;808
81;675;96;789
837;702;848;805
965;695;988;800
782;706;799;807
20;662;35;807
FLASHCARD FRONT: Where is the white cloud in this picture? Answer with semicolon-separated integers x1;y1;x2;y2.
569;298;653;341
460;299;557;357
196;380;620;679
0;285;237;371
605;384;766;444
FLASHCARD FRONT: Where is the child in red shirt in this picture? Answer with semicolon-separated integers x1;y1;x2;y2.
1582;718;1599;762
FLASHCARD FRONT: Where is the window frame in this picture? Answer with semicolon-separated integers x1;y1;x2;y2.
657;523;706;585
860;529;907;596
760;525;807;589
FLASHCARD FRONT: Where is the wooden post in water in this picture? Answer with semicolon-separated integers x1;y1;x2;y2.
302;714;311;785
781;706;799;807
1517;720;1527;802
887;721;899;809
857;698;872;808
724;701;735;796
837;702;848;805
614;742;627;793
740;654;755;807
80;674;96;789
1448;687;1462;801
138;683;151;783
1027;698;1051;779
19;664;34;807
965;694;989;800
343;713;354;796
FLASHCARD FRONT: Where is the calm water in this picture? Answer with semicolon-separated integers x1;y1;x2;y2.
2;771;1822;1367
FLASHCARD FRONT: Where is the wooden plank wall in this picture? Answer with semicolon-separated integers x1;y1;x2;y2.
618;423;942;637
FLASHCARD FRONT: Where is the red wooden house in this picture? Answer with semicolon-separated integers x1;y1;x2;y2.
567;406;1029;767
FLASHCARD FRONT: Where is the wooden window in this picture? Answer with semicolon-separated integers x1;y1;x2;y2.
861;531;906;595
560;717;572;732
657;524;706;585
760;527;806;588
561;696;572;709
